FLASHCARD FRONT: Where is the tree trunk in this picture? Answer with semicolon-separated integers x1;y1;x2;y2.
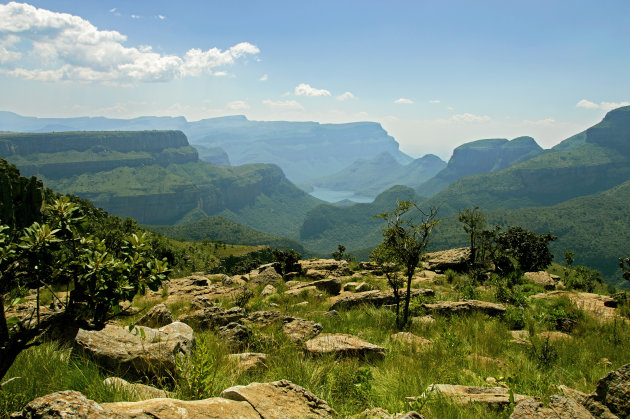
402;271;413;326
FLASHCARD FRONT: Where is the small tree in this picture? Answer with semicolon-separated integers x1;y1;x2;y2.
370;243;404;327
332;244;346;261
272;248;302;276
1;198;169;381
375;200;439;328
495;226;556;272
619;256;630;284
458;207;486;270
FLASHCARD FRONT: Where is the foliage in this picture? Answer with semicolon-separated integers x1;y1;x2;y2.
458;206;486;270
272;248;302;276
331;244;346;261
564;265;603;292
375;200;439;327
494;226;556;272
370;243;404;326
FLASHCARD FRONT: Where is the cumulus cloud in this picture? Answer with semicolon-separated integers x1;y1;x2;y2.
576;99;629;111
394;98;414;104
429;99;440;104
336;91;355;101
259;74;268;81
227;100;250;110
157;15;166;20
524;118;555;126
262;99;304;110
449;113;491;122
0;2;259;84
294;83;331;97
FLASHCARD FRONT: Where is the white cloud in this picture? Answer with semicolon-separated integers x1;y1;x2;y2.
227;100;250;110
449;113;491;122
157;15;166;20
0;2;259;84
109;8;117;13
294;83;331;97
600;101;630;111
576;99;600;109
259;74;268;81
524;118;555;126
336;91;355;101
213;71;228;77
262;99;304;110
429;99;440;104
130;14;140;19
576;99;629;111
394;98;414;104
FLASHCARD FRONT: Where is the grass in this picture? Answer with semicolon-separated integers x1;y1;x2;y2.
2;272;630;418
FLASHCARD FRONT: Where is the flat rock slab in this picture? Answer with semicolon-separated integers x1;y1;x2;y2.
300;259;349;273
530;291;620;321
591;363;630;417
407;384;529;408
510;330;573;345
391;332;432;350
220;379;335;418
228;352;268;373
510;396;594;418
178;306;246;330
103;377;173;400
305;333;386;359
74;322;194;378
289;278;342;296
524;271;559;290
330;289;434;311
137;303;174;329
423;247;470;272
422;300;506;316
148;276;243;305
283;318;323;344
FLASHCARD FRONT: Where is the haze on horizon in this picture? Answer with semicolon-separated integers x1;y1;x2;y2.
0;0;629;159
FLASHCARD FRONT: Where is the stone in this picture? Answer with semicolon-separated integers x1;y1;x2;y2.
178;306;246;329
422;300;506;316
509;396;595;418
74;322;194;378
423;247;470;272
530;291;620;321
246;310;290;327
589;363;630;418
283;318;323;344
220;379;335;418
305;333;386;359
407;384;529;408
103;377;172;400
510;330;572;345
466;354;507;369
286;285;318;297
305;269;329;279
308;278;342;295
354;282;373;293
344;282;359;292
524;271;559;290
330;289;434;311
412;315;436;325
300;258;349;273
261;284;276;296
219;322;254;350
149;276;242;306
222;275;247;287
10;390;115;418
227;352;268;373
136;303;173;329
248;266;283;287
390;332;432;350
352;408;425;418
104;398;259;418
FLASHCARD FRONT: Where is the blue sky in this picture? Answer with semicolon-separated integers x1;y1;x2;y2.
0;1;629;158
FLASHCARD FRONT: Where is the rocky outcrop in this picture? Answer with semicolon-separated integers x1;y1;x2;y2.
407;384;530;408
136;303;173;329
530;291;619;321
178;306;246;330
283;318;323;344
422;300;506;316
248;266;283;287
590;363;630;418
219;322;254;350
102;377;173;400
305;333;386;359
289;278;342;296
510;396;594;418
299;259;350;276
74;322;194;378
524;271;560;290
330;289;435;311
423;247;470;272
227;353;268;373
220;379;335;418
151;276;243;306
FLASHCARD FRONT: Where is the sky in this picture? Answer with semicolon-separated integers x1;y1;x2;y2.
0;1;629;159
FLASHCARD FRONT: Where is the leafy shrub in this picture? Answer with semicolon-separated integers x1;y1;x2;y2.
504;306;526;330
564;265;603;292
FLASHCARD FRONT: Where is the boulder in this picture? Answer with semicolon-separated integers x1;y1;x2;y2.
10;390;116;418
509;396;594;418
283;318;323;344
344;282;359;292
136;303;173;329
227;352;268;373
351;408;425;418
178;306;246;329
330;289;434;311
149;276;242;305
390;332;432;350
219;322;254;350
422;300;506;316
300;259;349;273
248;266;283;287
286;285;318;297
412;315;436;325
74;322;194;378
558;386;617;419
222;275;247;287
423;247;470;272
524;271;559;290
305;333;386;359
103;377;172;400
220;379;335;418
245;310;290;327
295;278;342;295
407;384;529;408
261;284;276;297
530;291;620;321
589;363;630;418
305;269;329;279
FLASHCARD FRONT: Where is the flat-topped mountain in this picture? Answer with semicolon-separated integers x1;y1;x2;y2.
416;136;543;197
305;152;446;198
0;112;412;185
